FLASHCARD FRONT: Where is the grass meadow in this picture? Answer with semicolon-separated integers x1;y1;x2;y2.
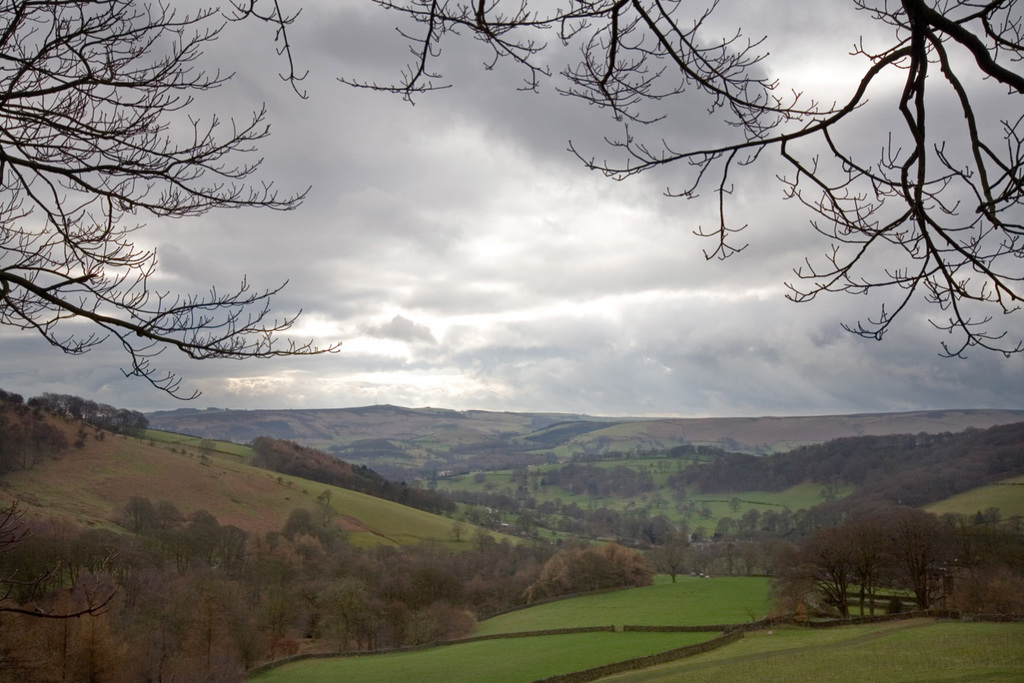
250;576;769;681
602;620;1024;683
250;631;715;683
473;576;770;636
249;577;1024;683
144;429;254;458
441;461;842;532
926;475;1024;519
251;618;1024;683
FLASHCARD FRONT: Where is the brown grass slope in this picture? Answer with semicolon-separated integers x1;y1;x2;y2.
0;410;472;546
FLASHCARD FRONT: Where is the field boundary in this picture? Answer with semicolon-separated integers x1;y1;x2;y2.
246;626;617;677
531;630;743;683
246;609;1022;679
478;586;628;621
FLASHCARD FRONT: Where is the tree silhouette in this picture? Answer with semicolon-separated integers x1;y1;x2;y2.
0;0;337;398
349;0;1024;356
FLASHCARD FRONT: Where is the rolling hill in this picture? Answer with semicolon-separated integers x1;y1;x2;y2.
147;406;1024;477
0;408;489;548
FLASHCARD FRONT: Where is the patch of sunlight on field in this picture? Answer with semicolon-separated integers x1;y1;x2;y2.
473;576;770;636
144;429;253;457
602;620;1024;683
249;632;713;683
926;475;1024;519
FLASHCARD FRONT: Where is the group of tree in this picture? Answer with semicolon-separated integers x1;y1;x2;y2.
0;398;68;476
0;495;652;680
449;486;680;547
0;388;157;476
250;437;456;516
640;503;1024;617
524;542;653;602
774;507;1024;618
540;462;656;499
668;422;1024;513
24;393;148;438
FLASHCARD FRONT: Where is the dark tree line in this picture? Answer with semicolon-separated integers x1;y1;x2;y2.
251;437;457;516
0;495;652;680
669;421;1024;512
0;401;68;476
775;507;1024;618
541;462;655;499
0;388;155;476
26;393;148;438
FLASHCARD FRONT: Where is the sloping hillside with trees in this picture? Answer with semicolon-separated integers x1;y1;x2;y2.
249;437;456;516
148;406;1024;478
668;422;1024;513
3;389;1023;680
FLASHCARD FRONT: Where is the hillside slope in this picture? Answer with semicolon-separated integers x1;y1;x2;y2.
1;412;475;547
147;406;1024;475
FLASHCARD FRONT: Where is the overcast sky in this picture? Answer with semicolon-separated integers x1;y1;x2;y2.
1;0;1022;417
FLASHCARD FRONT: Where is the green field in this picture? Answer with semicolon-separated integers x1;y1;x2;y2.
926;475;1024;520
250;576;769;681
250;632;715;683
441;460;842;533
603;620;1024;682
249;577;1024;683
474;576;770;636
144;428;254;458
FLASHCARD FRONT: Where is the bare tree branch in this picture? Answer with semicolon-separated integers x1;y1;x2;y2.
349;0;1024;355
0;1;340;398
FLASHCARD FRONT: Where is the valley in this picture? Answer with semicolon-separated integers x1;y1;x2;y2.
147;405;1024;479
2;394;1023;681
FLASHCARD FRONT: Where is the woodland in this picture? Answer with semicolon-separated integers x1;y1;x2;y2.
2;391;1024;681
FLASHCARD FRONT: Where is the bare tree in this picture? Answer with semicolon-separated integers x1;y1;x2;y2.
348;0;1024;356
798;525;856;617
0;0;337;398
884;507;952;610
1;500;112;619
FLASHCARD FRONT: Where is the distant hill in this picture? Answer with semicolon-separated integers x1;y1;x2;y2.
669;421;1024;512
147;406;1024;476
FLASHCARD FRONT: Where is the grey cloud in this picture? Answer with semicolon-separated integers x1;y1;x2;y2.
3;1;1024;420
363;315;438;344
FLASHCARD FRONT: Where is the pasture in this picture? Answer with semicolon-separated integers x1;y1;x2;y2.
143;428;254;458
926;475;1024;520
441;459;841;531
248;576;1024;682
250;576;769;681
474;576;770;636
249;631;715;683
603;619;1024;682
